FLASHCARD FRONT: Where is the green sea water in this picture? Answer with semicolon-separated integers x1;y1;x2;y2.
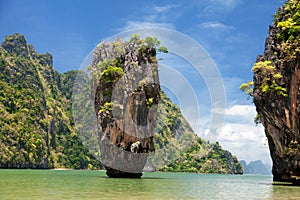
0;169;299;200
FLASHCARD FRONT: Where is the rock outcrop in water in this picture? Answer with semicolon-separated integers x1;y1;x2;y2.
90;36;162;178
247;0;300;184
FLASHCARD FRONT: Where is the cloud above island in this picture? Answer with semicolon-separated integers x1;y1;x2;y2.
213;104;272;165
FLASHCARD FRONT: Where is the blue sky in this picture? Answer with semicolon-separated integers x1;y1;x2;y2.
0;0;284;165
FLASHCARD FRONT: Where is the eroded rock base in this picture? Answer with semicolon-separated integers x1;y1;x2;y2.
106;167;142;178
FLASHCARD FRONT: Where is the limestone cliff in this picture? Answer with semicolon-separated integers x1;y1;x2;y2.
0;34;101;169
252;0;300;184
90;36;161;177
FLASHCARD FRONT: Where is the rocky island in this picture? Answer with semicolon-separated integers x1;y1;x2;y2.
89;35;162;177
241;0;300;185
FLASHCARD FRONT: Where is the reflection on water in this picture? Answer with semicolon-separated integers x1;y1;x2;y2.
0;170;299;200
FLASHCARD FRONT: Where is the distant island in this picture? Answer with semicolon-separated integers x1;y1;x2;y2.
0;33;243;175
240;160;272;175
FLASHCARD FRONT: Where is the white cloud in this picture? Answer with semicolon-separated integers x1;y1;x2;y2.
200;21;235;31
226;105;255;116
204;104;271;165
218;123;271;165
145;4;182;23
214;104;272;165
154;4;179;13
197;0;243;19
224;104;257;123
120;21;175;32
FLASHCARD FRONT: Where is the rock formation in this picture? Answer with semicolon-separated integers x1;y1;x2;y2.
0;34;102;169
251;0;300;184
90;36;161;178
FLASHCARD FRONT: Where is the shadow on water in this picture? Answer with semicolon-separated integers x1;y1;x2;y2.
97;176;166;180
272;182;300;187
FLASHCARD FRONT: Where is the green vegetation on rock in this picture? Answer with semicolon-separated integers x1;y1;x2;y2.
252;61;287;97
161;142;242;174
275;0;300;60
149;92;243;174
0;34;101;169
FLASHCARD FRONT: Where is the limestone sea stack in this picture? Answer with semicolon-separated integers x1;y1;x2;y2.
90;35;162;178
252;0;300;185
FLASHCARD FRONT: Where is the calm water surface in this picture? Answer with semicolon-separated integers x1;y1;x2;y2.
0;169;299;199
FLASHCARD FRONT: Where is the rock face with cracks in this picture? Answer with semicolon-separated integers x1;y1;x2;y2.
90;36;161;178
252;0;300;185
